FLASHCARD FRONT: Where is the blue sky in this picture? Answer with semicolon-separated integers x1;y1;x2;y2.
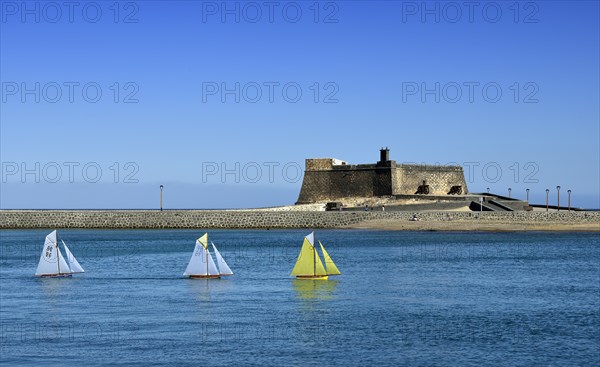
1;0;599;209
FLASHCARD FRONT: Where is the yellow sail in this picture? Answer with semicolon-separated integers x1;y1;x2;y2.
290;238;315;276
319;241;341;275
314;247;327;276
198;233;208;249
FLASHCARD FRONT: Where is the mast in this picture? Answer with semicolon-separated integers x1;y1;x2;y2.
56;234;60;275
313;245;316;276
205;238;209;276
56;236;61;275
314;232;317;276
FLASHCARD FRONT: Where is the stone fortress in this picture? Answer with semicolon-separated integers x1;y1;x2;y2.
296;148;529;212
297;148;468;203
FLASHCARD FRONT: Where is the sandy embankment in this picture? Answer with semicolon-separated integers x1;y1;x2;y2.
349;218;600;232
248;202;600;232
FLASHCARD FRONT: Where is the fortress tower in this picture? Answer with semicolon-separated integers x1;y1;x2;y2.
296;148;468;204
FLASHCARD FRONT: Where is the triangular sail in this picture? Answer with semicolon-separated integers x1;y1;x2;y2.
198;233;208;248
319;241;340;275
306;232;314;246
205;247;220;276
36;231;60;276
291;238;315;276
62;240;84;273
56;246;71;274
184;238;209;276
212;242;233;275
314;247;327;276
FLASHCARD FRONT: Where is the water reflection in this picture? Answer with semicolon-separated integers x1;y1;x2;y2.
35;276;74;308
184;277;234;303
292;279;338;300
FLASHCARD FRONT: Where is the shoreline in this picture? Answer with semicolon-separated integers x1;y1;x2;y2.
1;209;598;232
346;219;600;232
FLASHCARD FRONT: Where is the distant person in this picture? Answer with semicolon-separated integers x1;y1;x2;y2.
382;205;385;212
364;205;369;212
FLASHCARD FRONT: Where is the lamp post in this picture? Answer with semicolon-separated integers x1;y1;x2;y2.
526;188;530;202
160;185;164;212
508;188;512;198
487;187;490;194
556;186;561;212
567;190;571;211
545;189;549;211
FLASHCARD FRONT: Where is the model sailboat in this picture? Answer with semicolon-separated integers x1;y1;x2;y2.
291;232;340;280
35;230;85;277
183;233;233;279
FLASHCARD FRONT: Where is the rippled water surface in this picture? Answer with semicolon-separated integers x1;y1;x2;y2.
1;230;599;366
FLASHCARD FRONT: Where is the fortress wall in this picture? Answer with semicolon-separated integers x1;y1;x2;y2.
392;168;404;196
298;163;468;203
297;169;378;203
1;210;598;229
374;168;393;197
395;165;468;195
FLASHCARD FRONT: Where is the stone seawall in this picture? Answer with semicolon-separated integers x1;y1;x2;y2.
1;210;598;229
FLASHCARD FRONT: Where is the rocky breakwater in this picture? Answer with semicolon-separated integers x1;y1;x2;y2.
0;210;598;230
0;210;367;229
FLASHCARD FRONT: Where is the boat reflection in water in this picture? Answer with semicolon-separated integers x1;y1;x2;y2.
292;278;339;300
184;273;234;303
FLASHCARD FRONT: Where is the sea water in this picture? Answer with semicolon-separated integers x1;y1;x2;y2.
0;230;598;366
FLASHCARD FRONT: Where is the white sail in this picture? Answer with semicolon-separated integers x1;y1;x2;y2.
205;248;220;276
184;235;220;277
184;240;209;276
56;246;71;274
306;232;315;246
212;242;233;275
35;231;59;276
62;240;84;273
